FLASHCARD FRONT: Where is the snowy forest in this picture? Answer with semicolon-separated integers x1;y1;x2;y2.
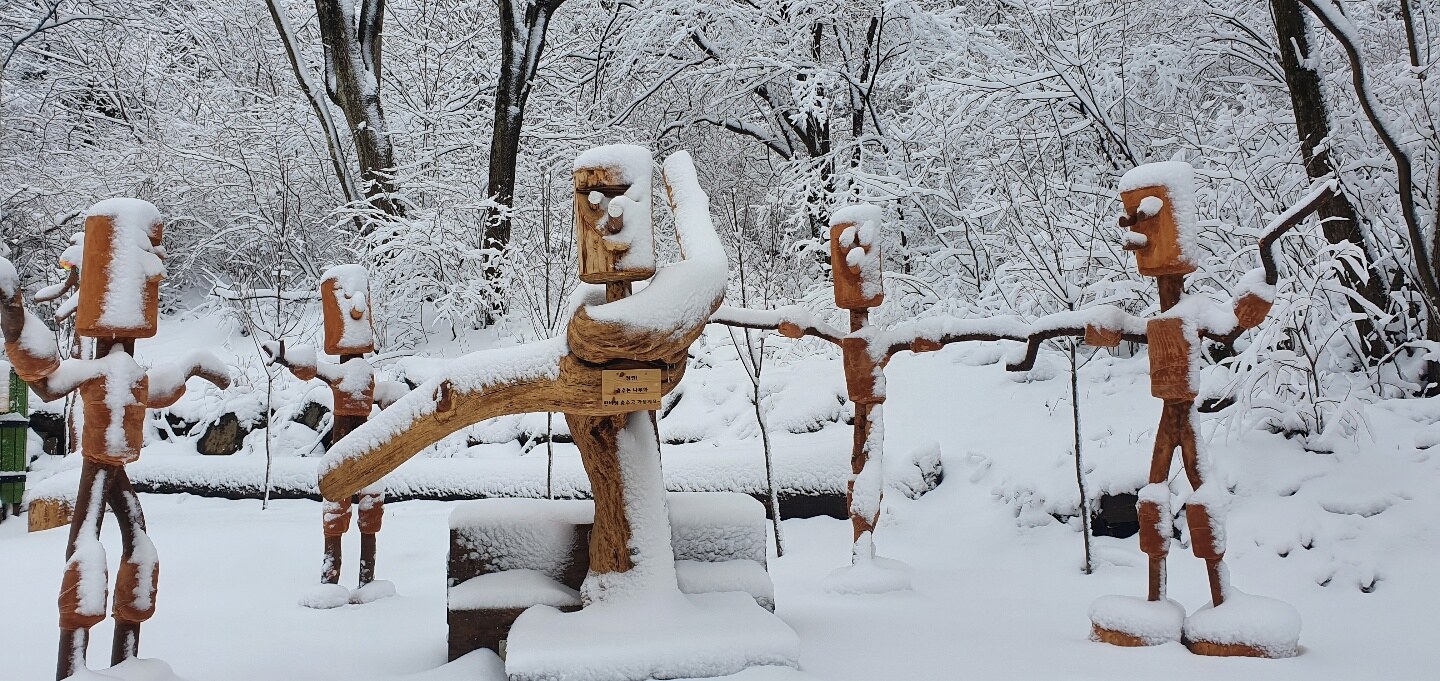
1;0;1438;680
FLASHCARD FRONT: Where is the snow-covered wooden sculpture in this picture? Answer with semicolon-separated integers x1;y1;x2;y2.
827;207;905;589
713;169;1332;637
712;206;967;593
318;148;799;680
1004;163;1332;658
0;199;230;680
264;264;404;608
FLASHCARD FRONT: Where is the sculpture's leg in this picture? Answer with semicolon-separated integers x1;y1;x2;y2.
57;462;116;681
568;412;631;577
566;411;677;604
848;402;877;544
357;492;383;586
1175;401;1226;607
321;499;352;584
107;469;156;666
1143;401;1185;602
1089;400;1188;648
1178;400;1300;657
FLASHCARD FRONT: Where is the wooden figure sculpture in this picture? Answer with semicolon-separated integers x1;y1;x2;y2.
316;148;799;680
1003;163;1336;658
0;199;230;680
713;206;1005;592
713;170;1334;621
264;264;407;608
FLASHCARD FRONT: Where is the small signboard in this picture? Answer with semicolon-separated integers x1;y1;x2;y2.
600;369;662;410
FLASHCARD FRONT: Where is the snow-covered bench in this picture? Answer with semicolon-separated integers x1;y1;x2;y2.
446;492;773;660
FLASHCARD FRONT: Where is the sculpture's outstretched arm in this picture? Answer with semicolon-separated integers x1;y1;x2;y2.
1003;306;1150;372
318;338;571;499
709;305;845;345
1;258;71;399
147;351;232;408
321;150;729;501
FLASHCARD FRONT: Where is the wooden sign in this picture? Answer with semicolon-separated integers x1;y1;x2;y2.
600;369;662;410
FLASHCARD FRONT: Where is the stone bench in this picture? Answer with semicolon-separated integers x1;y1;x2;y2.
447;492;773;660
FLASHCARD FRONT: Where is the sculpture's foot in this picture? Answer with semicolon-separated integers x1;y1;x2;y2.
298;583;351;610
505;591;799;681
1183;591;1300;658
1088;595;1184;646
822;555;912;595
350;579;396;605
63;657;183;681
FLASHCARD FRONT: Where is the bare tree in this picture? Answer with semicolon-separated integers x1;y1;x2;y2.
0;1;106;101
1266;0;1390;361
483;0;568;256
1296;0;1440;343
268;0;403;223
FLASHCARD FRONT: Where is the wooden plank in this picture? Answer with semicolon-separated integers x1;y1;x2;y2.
28;497;72;532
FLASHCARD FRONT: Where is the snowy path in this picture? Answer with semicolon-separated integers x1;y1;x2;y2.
2;349;1436;680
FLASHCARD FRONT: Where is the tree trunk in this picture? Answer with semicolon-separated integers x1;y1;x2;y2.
484;0;566;254
314;0;403;220
1270;0;1389;361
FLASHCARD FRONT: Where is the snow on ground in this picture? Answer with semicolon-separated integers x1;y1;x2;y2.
3;335;1438;679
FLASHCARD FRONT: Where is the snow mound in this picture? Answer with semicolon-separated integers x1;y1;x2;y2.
822;556;912;595
399;650;505;681
351;579;396;604
1183;590;1301;658
505;591;800;681
64;658;189;680
1088;595;1184;645
298;582;351;609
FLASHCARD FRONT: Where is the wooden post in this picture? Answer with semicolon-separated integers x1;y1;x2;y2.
565;158;669;599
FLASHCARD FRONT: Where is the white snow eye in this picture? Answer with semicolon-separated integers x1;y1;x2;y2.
588;191;604;206
344;292;353;299
607;200;625;218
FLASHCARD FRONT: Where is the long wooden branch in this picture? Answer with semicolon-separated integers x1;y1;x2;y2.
708;305;845;345
1258;179;1336;286
317;351;686;500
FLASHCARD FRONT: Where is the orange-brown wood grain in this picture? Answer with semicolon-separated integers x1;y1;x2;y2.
1121;186;1195;277
830;221;883;310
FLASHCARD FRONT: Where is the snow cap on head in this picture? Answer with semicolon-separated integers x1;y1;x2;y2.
574;144;655;284
1118;161;1199;277
320;264;375;356
829;204;884;310
75;198;166;339
0;256;17;299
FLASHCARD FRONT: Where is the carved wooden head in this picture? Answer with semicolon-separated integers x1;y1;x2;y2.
574;145;656;285
320;264;376;356
75;199;166;339
830;205;884;310
1118;161;1199;278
